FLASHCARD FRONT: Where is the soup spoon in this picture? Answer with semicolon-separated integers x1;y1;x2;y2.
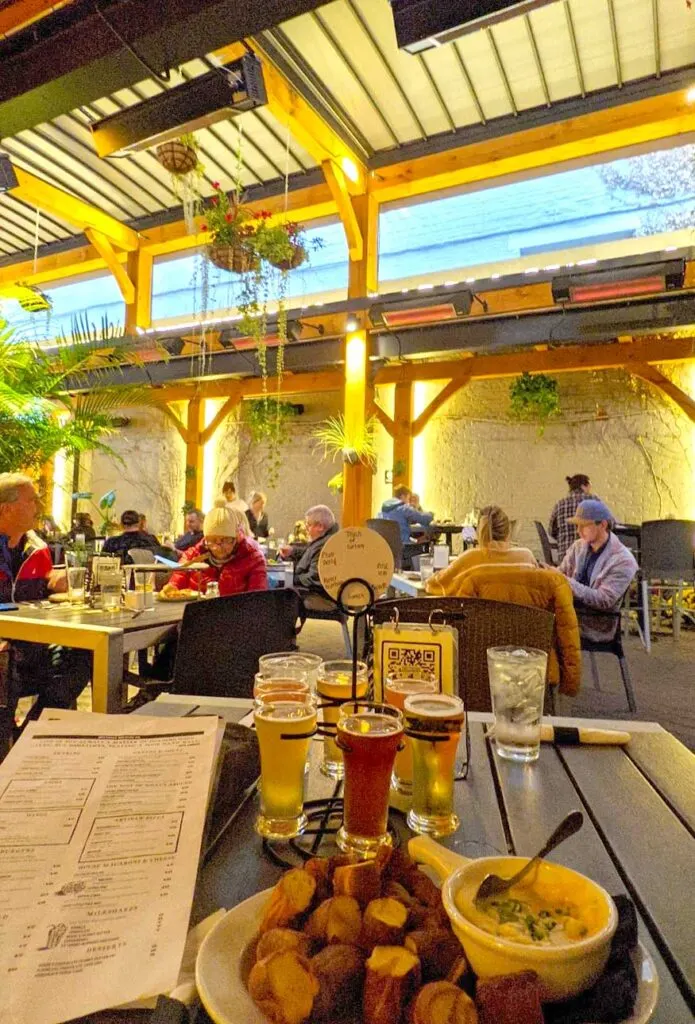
475;809;584;902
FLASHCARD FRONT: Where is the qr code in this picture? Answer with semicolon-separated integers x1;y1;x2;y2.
382;643;440;683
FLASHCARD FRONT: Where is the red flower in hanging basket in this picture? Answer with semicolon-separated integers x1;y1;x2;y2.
225;211;233;223
200;222;208;231
211;181;220;190
211;196;218;206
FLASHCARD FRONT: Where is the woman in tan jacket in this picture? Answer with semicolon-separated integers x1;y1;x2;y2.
426;505;535;597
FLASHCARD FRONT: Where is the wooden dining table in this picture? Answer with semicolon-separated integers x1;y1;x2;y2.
188;709;695;1024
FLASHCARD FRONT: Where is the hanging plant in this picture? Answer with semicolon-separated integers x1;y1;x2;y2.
17;285;52;314
157;133;205;233
242;397;299;486
509;372;560;433
253;218;321;271
202;182;259;273
312;413;378;468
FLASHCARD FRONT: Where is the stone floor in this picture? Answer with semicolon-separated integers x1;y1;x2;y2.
296;619;695;752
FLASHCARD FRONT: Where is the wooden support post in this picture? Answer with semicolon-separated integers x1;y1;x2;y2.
84;229;135;304
411;378;470;435
185;398;204;507
124;248;153;334
392;382;413;489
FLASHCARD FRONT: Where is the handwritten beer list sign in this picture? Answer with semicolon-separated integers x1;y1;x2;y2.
319;527;394;610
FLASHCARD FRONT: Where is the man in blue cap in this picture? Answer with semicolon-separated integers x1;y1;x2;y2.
559;498;637;611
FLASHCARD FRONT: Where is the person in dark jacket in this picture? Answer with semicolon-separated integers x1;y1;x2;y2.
380;485;435;569
174;509;204;552
246;491;269;540
0;473;91;731
280;505;338;605
101;509;161;562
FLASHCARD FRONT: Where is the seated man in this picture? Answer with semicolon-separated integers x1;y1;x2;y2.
0;473;91;728
163;502;268;597
102;509;161;562
558;499;638;639
174;509;204;552
380;485;434;569
279;505;338;606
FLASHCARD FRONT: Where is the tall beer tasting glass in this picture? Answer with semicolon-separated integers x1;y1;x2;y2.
404;692;465;837
336;701;403;858
317;660;368;779
253;673;310;701
254;692;317;839
258;652;323;692
487;646;548;762
384;675;437;795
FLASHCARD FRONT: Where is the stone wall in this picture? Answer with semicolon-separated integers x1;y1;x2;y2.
412;366;695;555
84;406;187;535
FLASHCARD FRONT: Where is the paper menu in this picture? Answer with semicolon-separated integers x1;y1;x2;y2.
0;712;222;1024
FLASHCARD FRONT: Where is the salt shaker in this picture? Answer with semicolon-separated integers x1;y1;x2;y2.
205;580;220;599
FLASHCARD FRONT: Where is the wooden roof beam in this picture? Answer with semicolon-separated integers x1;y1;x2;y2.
629;363;695;424
372;89;695;205
375;335;695;385
84;229;135;304
10;167;140;251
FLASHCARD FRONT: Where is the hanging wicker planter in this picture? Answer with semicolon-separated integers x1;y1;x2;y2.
18;286;52;313
269;243;308;272
156;141;198;175
207;244;259;274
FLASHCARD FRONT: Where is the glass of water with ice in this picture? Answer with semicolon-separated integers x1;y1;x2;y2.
487;646;548;762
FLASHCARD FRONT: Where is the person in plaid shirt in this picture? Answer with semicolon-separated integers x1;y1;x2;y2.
549;474;597;562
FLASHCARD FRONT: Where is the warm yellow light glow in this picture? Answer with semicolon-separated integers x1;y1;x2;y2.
345;331;366;379
202;399;224;514
52;450;67;525
411;382;428;500
687;85;695;104
687;364;695;519
344;330;367;446
341;157;359;183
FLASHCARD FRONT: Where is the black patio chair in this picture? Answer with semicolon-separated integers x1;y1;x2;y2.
132;589;306;703
639;519;695;651
576;604;637;713
535;521;558;566
372;596;555;713
366;518;403;571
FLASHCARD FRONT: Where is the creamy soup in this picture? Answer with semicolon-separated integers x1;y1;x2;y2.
474;892;589;945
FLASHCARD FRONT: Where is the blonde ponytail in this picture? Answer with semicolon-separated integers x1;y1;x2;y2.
478;505;511;546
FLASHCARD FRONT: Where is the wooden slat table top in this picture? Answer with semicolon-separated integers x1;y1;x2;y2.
194;712;695;1022
0;599;185;633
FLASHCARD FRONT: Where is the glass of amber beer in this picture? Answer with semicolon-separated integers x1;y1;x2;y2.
384;675;437;795
336;701;403;858
317;660;368;778
253;673;309;701
254;692;317;839
404;692;464;837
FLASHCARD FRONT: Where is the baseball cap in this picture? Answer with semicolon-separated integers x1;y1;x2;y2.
569;499;614;525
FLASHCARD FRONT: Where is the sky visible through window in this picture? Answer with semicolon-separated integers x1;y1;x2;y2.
3;143;693;337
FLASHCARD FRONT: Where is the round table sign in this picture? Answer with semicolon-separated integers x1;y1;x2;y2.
318;527;394;611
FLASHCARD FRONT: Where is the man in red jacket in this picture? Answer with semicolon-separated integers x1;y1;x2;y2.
162;501;268;597
0;474;91;737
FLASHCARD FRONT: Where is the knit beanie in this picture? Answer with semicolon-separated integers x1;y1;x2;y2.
203;499;248;538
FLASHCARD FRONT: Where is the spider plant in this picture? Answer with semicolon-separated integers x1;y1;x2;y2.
311;413;378;467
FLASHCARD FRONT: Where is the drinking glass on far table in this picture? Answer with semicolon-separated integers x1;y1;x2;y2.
404;692;464;837
100;568;122;611
487;646;548;762
384;675;437;795
254;692;317;839
419;555;434;582
336;701;403;858
316;660;368;779
67;566;86;605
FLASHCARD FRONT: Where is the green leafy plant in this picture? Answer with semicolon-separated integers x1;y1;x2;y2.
241;398;299;486
509;372;560;434
0;316;154;474
312;413;378;467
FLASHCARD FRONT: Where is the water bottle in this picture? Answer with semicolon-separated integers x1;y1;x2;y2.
205;580;220;599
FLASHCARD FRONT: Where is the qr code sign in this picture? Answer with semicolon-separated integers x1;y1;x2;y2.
382;642;440;683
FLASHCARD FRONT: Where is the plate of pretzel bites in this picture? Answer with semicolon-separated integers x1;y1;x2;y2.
195;847;656;1024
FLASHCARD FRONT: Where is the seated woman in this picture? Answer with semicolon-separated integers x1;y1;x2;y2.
426;504;535;596
161;501;268;597
246;491;269;540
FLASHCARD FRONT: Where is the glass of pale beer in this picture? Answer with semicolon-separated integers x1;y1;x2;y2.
316;660;368;778
254;692;317;839
384;675;437;795
404;692;465;837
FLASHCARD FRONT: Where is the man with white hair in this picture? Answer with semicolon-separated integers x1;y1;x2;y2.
280;505;338;597
0;473;90;730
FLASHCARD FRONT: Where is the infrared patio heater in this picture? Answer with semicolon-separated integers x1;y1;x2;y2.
551;260;686;305
389;0;558;53
89;53;266;156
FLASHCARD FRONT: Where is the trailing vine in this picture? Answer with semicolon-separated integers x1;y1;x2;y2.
509;372;560;433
